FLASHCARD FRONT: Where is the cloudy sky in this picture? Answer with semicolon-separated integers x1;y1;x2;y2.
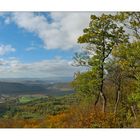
0;12;102;79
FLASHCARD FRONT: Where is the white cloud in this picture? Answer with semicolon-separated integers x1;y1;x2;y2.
4;17;11;24
9;12;93;50
0;44;16;55
25;47;36;51
0;57;84;78
1;12;115;51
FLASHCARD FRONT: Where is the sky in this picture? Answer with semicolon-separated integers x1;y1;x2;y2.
0;12;101;79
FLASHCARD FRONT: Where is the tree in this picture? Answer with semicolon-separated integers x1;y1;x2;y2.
115;12;140;40
113;41;140;119
105;12;140;116
73;14;128;112
72;71;99;96
106;58;123;114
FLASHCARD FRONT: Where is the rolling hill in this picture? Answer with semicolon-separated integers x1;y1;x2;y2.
0;80;74;96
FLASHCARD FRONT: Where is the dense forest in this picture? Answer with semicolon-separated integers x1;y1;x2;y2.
0;12;140;128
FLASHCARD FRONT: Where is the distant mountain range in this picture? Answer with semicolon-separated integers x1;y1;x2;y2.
0;78;74;96
0;77;73;83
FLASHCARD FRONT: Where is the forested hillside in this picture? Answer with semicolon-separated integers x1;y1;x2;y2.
0;81;73;96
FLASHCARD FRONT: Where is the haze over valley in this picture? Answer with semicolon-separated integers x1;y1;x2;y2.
0;78;73;97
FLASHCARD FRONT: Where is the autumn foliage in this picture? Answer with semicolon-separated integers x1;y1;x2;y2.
0;104;128;128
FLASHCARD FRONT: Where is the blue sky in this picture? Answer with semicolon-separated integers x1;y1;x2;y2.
0;13;74;62
0;12;94;78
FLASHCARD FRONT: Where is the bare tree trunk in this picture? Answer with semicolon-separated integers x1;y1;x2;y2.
94;93;100;106
100;91;106;113
97;41;107;113
99;59;106;113
94;92;106;113
100;64;106;113
131;105;137;120
114;90;121;114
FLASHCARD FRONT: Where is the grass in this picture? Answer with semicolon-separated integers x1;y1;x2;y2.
19;96;40;103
